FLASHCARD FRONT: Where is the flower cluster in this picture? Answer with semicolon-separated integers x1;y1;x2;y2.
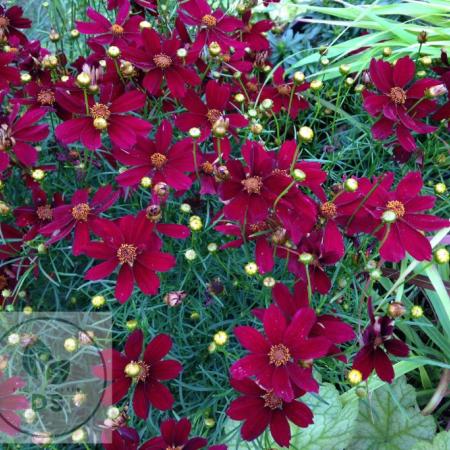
0;0;448;448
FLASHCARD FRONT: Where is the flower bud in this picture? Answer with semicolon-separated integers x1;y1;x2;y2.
76;72;91;87
180;203;192;213
310;79;323;91
320;57;330;66
20;72;32;83
347;369;363;385
213;331;228;346
299;126;314;143
207;242;218;253
383;47;392;56
189;215;203;231
339;64;351;75
214;165;230;181
416;70;427;78
234;93;245;103
370;268;382;280
189;127;201;139
126;319;138;331
250;123;263;135
124;362;142;378
72;391;87;407
93;117;108;130
261;98;273;110
292;168;306;182
163;291;186;307
91;295;106;308
64;337;78;352
244;262;258;275
49;30;60;42
0;201;10;216
434;248;449;265
146;204;162;222
299;252;313;265
31;168;45;181
24;408;37;424
185;249;197;261
419;55;432;66
204;417;216;428
354;84;365;93
381;210;397;223
345;77;355;86
411;305;423;318
70;29;80;39
107;46;121;58
434;182;446;194
293;71;305;84
177;48;187;58
417;30;427;44
153;181;169;197
343;178;358;192
388;301;406;318
263;276;276;288
139;20;152;30
209;42;221;57
426;84;448;98
140;176;152;188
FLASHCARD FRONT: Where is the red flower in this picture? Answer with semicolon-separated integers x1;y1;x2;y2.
140;418;207;450
115;120;195;191
0;375;29;436
363;57;440;152
218;141;290;223
366;172;449;262
227;377;313;448
55;86;151;150
262;67;310;119
230;304;331;401
14;186;63;241
83;214;175;302
178;0;243;51
0;106;49;172
352;298;409;383
76;3;142;48
0;51;20;90
0;5;31;44
93;329;182;418
240;12;272;51
175;80;248;158
122;28;200;98
40;186;119;255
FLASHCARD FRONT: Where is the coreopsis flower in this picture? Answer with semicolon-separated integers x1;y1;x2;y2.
261;67;310;119
55;86;151;150
14;186;63;241
122;28;200;98
93;330;182;418
352;298;409;383
432;50;450;124
230;304;331;401
140;418;208;450
366;172;449;261
83;214;176;302
0;51;20;90
178;0;243;51
0;375;29;436
0;5;31;44
363;57;440;152
76;3;142;48
115;120;195;191
40;186;119;255
240;12;272;51
0;106;49;172
279;226;345;294
262;282;355;361
218;141;290;223
175;81;248;158
227;377;313;448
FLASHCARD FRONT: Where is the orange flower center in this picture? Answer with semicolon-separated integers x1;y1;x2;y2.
110;23;124;35
206;108;222;125
268;344;291;366
117;243;138;265
0;15;10;29
320;201;337;219
201;14;217;28
37;89;55;106
388;87;406;104
153;53;172;69
90;103;111;120
151;152;168;169
241;176;263;195
277;84;291;96
201;161;214;174
385;200;405;218
71;203;91;221
262;390;283;410
36;204;53;221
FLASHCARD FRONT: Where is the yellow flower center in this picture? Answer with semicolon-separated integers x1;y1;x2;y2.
262;390;283;410
268;344;291;366
201;14;217;28
206;108;222;125
110;23;124;35
36;204;53;221
124;361;149;382
385;200;405;218
150;152;168;169
241;176;263;195
388;87;406;104
153;53;172;69
90;103;111;120
117;243;138;265
37;89;55;105
71;203;91;221
0;16;10;29
320;201;337;219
